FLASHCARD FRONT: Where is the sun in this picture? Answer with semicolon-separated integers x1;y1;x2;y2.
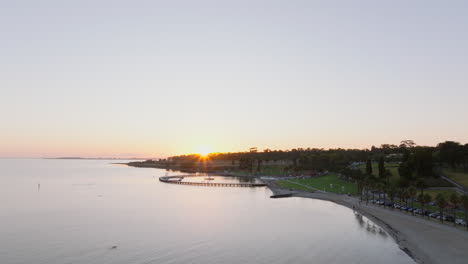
197;146;212;157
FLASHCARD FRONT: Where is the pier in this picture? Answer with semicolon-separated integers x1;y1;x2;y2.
159;175;266;187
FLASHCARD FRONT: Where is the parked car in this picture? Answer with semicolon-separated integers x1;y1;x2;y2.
413;209;424;215
435;215;451;221
444;216;455;222
429;212;440;218
400;206;407;210
393;204;400;209
455;218;466;226
424;210;433;216
407;207;414;212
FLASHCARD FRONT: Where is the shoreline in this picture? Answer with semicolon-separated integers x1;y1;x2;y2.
264;180;468;264
127;165;467;264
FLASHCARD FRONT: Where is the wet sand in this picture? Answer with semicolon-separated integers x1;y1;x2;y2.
265;181;468;264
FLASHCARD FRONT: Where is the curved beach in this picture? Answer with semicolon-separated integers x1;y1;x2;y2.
266;182;468;264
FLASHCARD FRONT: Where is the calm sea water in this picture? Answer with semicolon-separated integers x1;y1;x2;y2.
0;159;415;264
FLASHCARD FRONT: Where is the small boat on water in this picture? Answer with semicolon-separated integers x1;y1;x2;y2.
204;177;215;180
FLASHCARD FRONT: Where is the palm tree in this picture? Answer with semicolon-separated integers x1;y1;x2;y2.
359;171;368;202
396;178;409;209
400;189;409;211
407;186;417;215
435;193;448;223
364;176;371;205
460;194;468;229
449;193;459;226
378;180;387;208
398;188;405;208
366;159;373;175
418;193;425;216
388;184;397;209
423;193;432;219
368;175;377;202
355;172;365;202
416;179;427;212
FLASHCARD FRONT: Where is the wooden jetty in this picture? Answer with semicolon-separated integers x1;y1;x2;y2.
159;175;266;187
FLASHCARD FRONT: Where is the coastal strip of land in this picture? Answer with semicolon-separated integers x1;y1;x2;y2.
264;180;468;264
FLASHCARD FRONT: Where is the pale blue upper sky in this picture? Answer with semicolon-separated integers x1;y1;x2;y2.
1;0;467;158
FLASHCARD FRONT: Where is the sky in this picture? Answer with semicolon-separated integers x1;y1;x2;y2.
1;0;467;158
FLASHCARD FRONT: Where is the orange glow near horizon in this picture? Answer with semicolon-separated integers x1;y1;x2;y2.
196;145;212;158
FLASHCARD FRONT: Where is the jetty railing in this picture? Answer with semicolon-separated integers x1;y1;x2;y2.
159;175;266;187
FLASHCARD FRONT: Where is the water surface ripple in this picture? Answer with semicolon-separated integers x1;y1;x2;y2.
0;159;415;264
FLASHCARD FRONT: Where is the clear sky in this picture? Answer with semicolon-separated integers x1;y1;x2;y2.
1;0;467;158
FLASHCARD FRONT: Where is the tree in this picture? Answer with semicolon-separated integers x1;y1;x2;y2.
388;184;397;208
423;194;432;219
462;144;468;172
366;159;373;175
378;156;385;179
418;193;425;215
407;186;417;215
449;193;459;226
256;159;263;175
401;189;409;210
416;179;428;212
438;141;462;169
460;195;468;229
363;174;372;205
353;170;365;201
415;148;434;178
378;180;387;208
396;178;408;208
367;174;377;202
398;162;413;181
415;179;427;196
435;194;448;223
400;140;416;149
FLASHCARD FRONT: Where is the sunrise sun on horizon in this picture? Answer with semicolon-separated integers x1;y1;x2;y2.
196;146;212;157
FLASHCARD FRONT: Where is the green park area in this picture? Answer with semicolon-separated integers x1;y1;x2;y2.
261;165;287;176
277;173;358;195
229;165;286;177
358;162;400;183
442;168;468;187
424;189;458;199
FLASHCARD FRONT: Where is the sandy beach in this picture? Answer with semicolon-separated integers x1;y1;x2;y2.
265;181;468;264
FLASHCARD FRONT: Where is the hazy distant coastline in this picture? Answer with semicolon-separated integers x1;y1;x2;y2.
52;157;146;160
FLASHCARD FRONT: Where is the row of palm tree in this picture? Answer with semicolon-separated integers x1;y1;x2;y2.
435;193;468;227
349;170;468;229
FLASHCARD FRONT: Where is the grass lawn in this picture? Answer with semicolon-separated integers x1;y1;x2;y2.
442;168;468;187
277;173;358;195
229;165;287;176
424;189;459;199
276;180;315;192
261;165;287;176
